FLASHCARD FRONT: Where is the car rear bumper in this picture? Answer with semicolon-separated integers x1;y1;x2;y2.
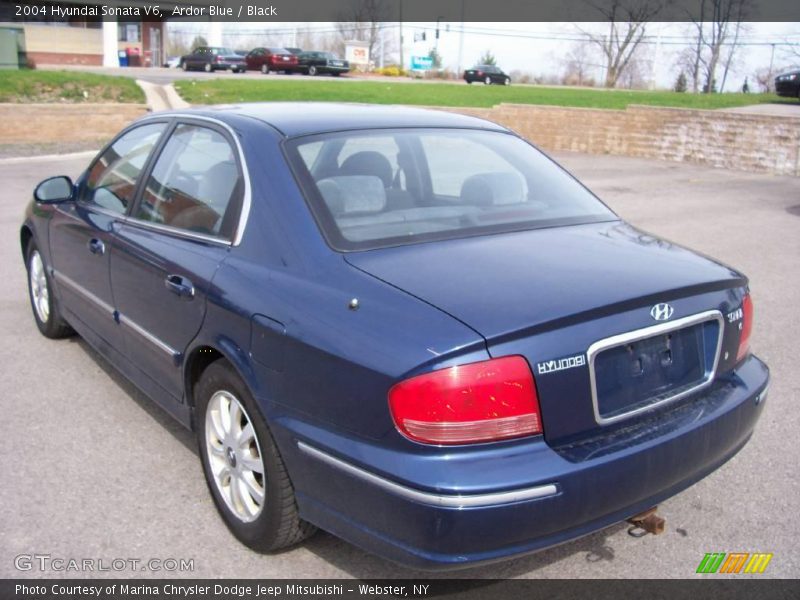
274;354;768;570
214;62;245;70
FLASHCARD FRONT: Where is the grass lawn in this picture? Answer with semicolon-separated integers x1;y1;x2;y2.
175;78;782;110
0;70;145;103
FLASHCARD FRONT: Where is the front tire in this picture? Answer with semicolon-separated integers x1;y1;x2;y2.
196;360;316;551
484;76;492;85
26;241;72;339
261;64;269;75
204;63;212;73
504;77;510;86
308;65;318;76
181;61;188;71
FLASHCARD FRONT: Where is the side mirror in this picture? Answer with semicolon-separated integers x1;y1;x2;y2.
34;176;74;204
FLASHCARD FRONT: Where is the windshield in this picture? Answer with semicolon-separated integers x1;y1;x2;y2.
287;128;617;251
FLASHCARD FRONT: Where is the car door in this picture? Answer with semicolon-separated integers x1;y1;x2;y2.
246;48;264;70
111;120;244;402
49;122;168;348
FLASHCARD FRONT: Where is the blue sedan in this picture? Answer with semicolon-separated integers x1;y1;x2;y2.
20;103;769;569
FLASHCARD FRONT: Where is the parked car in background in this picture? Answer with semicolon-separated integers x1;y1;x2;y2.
180;47;246;73
775;70;800;99
163;56;180;68
296;51;350;76
464;64;511;85
21;103;768;570
245;47;299;74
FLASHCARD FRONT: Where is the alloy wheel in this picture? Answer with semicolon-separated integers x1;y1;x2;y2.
205;390;266;522
29;250;49;323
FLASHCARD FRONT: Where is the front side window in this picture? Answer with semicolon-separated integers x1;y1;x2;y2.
287;129;617;251
81;123;166;214
135;124;241;239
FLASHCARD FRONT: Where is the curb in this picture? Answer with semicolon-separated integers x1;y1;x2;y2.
0;150;99;164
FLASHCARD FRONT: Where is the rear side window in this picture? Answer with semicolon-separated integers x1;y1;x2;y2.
81;123;166;214
135;124;242;239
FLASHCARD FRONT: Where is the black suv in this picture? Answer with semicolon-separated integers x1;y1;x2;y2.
775;70;799;99
180;47;246;73
464;65;511;85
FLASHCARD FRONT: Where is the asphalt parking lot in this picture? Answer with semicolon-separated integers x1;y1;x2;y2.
1;151;798;580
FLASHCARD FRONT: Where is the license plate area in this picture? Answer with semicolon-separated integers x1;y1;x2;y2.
588;310;724;425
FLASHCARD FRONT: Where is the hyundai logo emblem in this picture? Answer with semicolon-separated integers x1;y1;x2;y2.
650;303;675;321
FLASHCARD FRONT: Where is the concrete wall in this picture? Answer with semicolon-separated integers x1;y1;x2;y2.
23;24;102;66
0;104;148;145
442;104;800;177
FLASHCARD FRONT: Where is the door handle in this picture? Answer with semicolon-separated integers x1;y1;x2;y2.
164;274;195;299
88;238;105;255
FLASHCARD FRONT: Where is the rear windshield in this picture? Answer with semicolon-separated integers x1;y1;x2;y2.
286;128;617;251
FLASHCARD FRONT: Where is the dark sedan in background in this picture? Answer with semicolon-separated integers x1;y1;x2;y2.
296;51;349;76
21;103;767;569
464;64;511;85
180;46;246;73
775;70;800;99
245;47;299;74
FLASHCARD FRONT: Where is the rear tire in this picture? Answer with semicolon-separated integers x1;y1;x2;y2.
308;65;318;76
25;240;72;339
484;76;492;85
196;359;316;551
504;77;510;86
181;61;188;71
204;63;212;73
261;64;269;75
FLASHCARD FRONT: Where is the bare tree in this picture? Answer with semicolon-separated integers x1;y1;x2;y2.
579;0;664;88
685;0;751;93
561;42;596;86
336;0;391;64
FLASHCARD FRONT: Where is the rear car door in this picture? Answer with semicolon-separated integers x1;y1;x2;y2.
246;48;264;70
49;122;167;347
111;119;245;401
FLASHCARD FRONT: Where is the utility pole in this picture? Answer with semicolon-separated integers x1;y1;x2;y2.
456;0;465;75
399;1;404;70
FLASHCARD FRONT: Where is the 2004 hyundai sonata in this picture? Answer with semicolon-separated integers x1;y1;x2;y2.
20;103;769;569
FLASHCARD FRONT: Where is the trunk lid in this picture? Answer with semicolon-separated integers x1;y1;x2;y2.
345;221;748;444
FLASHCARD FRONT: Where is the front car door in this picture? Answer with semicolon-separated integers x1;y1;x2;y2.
111;119;245;402
49;122;167;349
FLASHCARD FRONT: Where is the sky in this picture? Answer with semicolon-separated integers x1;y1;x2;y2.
168;21;800;91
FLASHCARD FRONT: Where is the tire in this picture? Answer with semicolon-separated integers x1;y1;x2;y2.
308;65;318;76
466;80;473;84
204;63;212;73
196;359;316;551
181;61;188;72
333;72;341;77
504;77;510;86
26;240;72;339
484;76;492;85
261;64;269;75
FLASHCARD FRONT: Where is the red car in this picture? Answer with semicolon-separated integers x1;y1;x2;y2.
245;47;299;74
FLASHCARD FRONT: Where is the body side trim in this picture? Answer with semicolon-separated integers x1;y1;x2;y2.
297;441;558;508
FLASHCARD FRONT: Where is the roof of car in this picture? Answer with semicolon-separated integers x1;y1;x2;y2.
168;102;509;137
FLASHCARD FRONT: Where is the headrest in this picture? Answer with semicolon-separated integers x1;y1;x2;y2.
340;151;393;188
316;176;387;216
460;172;526;207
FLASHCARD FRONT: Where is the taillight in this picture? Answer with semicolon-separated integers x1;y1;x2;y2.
388;356;543;445
215;56;223;63
477;70;484;76
736;293;754;362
